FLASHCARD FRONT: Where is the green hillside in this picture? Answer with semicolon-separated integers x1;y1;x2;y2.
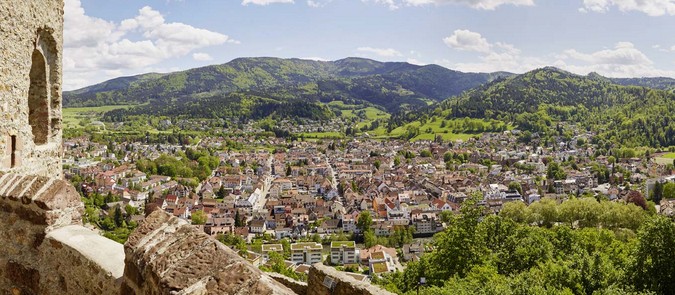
401;67;675;147
64;57;510;115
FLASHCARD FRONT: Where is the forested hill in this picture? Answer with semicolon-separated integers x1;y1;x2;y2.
445;67;640;119
430;67;675;147
609;76;675;91
63;57;510;113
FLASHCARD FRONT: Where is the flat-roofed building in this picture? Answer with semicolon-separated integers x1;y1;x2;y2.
290;242;323;265
261;243;284;262
330;241;359;265
368;250;395;275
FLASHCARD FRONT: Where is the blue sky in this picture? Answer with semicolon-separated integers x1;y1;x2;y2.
64;0;675;90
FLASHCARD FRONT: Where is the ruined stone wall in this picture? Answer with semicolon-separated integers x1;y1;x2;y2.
307;263;395;295
0;0;64;178
122;210;298;295
40;225;125;295
0;172;84;294
269;273;309;295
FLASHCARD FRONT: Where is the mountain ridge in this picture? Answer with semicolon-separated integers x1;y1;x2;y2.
63;57;513;111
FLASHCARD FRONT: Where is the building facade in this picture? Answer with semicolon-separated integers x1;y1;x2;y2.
290;242;322;265
330;241;359;265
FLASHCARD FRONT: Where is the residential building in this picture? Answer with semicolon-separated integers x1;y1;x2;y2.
290;242;323;265
411;212;440;234
368;250;395;275
261;244;284;262
330;241;359;265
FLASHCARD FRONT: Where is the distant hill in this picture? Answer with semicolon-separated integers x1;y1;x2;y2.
63;57;512;116
395;67;675;147
608;76;675;91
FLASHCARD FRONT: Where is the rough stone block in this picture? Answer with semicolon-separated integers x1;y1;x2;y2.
5;260;40;294
269;273;309;295
124;210;298;295
307;263;395;295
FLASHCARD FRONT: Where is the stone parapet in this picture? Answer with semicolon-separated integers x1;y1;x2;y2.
269;273;309;295
0;172;84;294
39;225;125;295
307;263;395;295
122;210;298;295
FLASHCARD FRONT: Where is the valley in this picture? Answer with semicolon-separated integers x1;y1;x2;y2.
61;57;675;295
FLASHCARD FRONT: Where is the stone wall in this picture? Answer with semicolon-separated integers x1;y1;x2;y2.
121;210;298;295
0;172;85;294
0;0;64;178
39;225;125;295
269;273;308;295
307;263;395;295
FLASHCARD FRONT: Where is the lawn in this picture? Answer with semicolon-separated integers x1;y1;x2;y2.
330;241;355;248
663;152;675;159
62;105;135;129
367;119;484;142
411;132;476;142
355;107;390;129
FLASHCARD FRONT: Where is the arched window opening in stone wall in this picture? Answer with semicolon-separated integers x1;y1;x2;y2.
39;29;61;139
28;49;49;145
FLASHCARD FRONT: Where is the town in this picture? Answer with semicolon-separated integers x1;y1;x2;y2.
62;121;675;282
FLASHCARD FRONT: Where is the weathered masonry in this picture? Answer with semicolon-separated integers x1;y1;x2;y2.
0;0;63;179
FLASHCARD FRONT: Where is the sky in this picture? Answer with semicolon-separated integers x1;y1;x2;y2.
63;0;675;90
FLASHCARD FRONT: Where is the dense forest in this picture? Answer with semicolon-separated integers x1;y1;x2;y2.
102;92;335;122
374;195;674;295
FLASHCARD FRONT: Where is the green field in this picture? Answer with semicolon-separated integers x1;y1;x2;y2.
369;119;482;141
354;107;390;129
411;132;476;142
655;152;675;165
63;105;134;128
328;101;390;124
663;152;675;159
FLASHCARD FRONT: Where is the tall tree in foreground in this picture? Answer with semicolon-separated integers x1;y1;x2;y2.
630;215;675;294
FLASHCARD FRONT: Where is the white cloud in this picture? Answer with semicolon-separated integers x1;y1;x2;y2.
365;0;533;10
580;0;675;16
63;0;234;90
301;57;329;61
407;58;426;65
64;0;121;47
307;0;332;7
561;42;652;66
192;53;214;61
442;30;675;78
242;0;294;5
362;0;400;9
404;0;534;9
557;42;675;77
357;47;403;57
443;29;492;53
